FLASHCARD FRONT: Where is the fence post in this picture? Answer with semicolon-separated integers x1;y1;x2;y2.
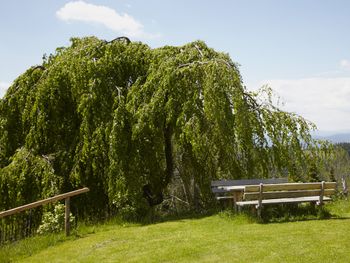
65;197;70;236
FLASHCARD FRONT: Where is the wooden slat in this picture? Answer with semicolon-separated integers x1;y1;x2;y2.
211;188;229;194
211;178;288;187
216;196;234;200
236;196;332;206
244;189;336;201
0;187;89;219
244;182;336;193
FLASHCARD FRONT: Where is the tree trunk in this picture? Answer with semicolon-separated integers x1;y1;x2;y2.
193;177;200;210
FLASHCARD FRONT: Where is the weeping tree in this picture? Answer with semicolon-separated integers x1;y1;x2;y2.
0;36;327;218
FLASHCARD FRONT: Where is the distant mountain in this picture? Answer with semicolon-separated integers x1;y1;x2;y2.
313;133;350;143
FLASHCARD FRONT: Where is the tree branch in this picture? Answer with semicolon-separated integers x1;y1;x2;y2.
106;36;131;45
32;65;46;71
194;44;204;57
178;58;234;69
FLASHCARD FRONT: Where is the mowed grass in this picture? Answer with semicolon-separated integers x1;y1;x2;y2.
1;200;350;263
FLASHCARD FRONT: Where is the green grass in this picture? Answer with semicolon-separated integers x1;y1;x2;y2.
1;199;350;263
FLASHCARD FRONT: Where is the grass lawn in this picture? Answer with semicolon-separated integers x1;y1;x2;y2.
1;199;350;263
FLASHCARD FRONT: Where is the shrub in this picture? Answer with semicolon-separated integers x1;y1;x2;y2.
37;203;75;235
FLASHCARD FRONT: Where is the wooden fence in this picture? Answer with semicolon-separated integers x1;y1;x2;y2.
0;188;89;244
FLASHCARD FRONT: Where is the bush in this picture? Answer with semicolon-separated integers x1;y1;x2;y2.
37;203;75;235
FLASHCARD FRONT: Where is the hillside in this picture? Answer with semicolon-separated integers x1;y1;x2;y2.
2;200;350;263
314;132;350;143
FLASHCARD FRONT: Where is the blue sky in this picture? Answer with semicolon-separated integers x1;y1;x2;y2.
1;0;350;132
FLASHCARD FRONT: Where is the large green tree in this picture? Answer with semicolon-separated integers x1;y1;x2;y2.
0;37;325;218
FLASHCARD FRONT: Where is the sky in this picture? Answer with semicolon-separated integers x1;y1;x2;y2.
1;0;350;133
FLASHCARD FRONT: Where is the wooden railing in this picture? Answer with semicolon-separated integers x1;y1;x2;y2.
0;188;89;237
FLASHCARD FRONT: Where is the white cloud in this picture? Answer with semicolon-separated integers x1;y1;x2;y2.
250;78;350;132
0;82;10;98
56;1;157;38
340;59;350;70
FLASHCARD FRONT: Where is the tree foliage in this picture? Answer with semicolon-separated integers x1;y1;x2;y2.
336;143;350;156
0;36;327;218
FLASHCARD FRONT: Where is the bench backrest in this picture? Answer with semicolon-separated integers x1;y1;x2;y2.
211;178;288;194
243;182;337;201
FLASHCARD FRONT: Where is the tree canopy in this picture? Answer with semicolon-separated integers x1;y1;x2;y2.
0;37;328;218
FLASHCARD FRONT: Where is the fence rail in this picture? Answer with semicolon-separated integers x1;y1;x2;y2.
0;187;89;243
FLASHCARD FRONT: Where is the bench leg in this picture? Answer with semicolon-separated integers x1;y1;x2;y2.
228;197;233;209
256;205;262;219
233;191;237;212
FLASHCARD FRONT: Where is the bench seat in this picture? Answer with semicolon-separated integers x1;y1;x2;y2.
216;196;235;200
236;196;331;206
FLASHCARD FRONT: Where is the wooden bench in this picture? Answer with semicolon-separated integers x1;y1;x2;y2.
211;178;288;208
236;181;337;217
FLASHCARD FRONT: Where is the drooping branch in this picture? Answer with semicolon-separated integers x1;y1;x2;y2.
106;36;131;45
163;123;173;187
32;65;46;71
243;91;261;110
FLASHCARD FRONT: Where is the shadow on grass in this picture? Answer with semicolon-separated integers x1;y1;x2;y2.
252;202;350;224
261;215;350;226
137;207;220;226
121;198;350;226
